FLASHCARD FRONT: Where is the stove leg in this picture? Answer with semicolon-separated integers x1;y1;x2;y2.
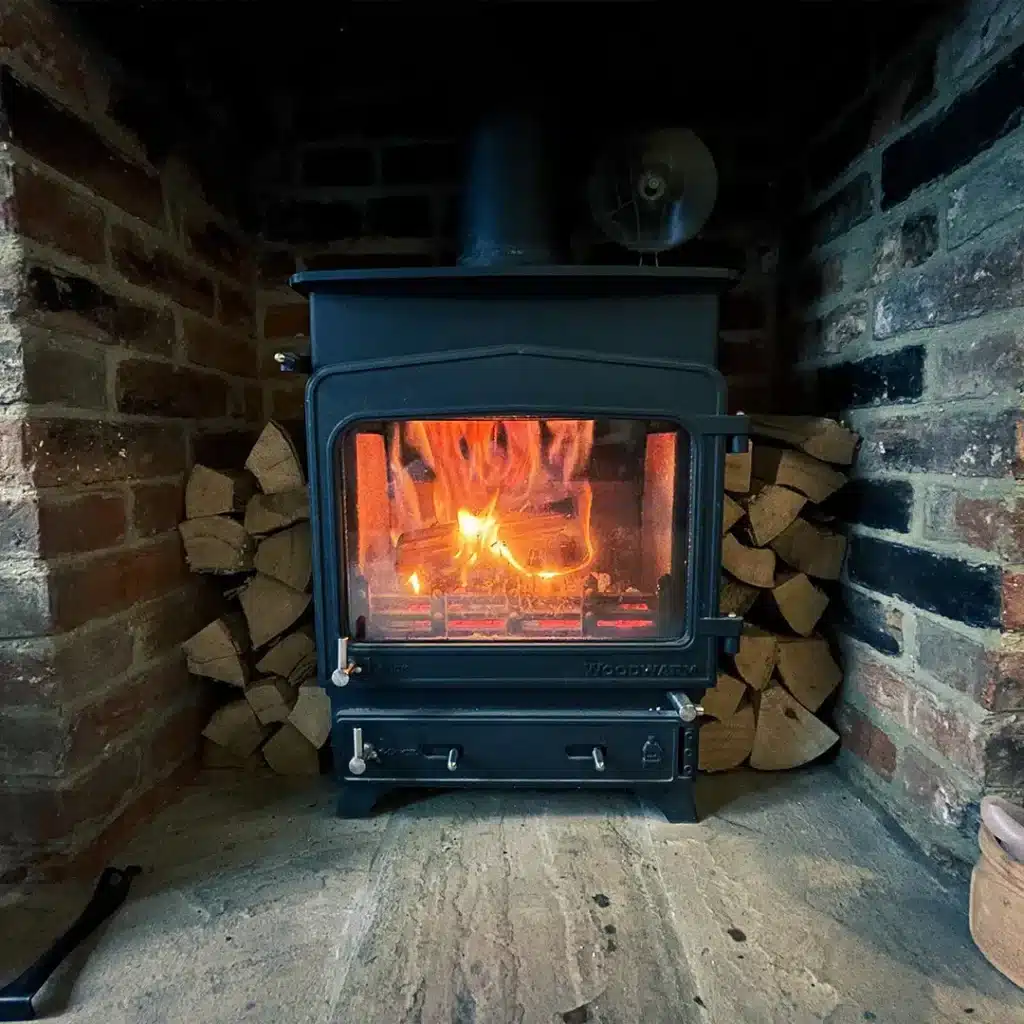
650;783;698;824
337;783;384;819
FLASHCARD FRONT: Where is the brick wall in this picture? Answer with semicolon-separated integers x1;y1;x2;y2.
782;0;1024;862
0;0;266;878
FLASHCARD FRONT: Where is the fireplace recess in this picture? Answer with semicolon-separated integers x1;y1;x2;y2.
290;265;747;821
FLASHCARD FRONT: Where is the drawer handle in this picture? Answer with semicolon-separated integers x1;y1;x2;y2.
447;747;459;772
592;747;606;773
566;744;606;772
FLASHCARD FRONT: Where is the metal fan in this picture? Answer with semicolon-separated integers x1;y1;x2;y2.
588;128;718;256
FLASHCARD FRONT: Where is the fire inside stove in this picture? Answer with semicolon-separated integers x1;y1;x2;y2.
340;417;688;641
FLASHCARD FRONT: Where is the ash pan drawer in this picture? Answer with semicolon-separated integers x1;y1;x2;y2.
337;715;679;782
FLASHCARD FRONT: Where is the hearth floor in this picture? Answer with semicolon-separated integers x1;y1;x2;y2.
2;770;1022;1024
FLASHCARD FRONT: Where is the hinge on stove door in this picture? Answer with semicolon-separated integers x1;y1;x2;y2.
699;614;744;655
274;351;312;374
699;412;749;454
331;637;362;687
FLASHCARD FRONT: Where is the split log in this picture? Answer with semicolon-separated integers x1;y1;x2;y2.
245;676;298;725
202;739;265;770
256;628;315;680
202;699;272;758
722;533;776;588
748;415;858;465
238;573;311;647
722;493;744;535
699;703;755;771
182;614;249;686
178;516;253;574
245;420;304;493
776;636;842;713
287;684;332;748
701;672;746;720
184;464;255;519
771;517;847;580
720;574;760;617
750;685;839;770
733;625;778;690
724;448;752;494
254;521;313;591
771;572;829;637
263;722;320;775
745;484;806;546
244;487;310;536
751;445;847;503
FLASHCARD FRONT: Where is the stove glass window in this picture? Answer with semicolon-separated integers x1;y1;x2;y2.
339;417;689;641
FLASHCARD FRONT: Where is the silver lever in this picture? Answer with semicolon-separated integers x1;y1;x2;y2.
348;727;376;775
667;692;704;723
592;747;606;772
447;747;459;772
331;637;362;687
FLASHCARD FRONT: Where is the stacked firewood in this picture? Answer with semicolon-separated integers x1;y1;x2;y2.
179;421;329;775
700;414;859;774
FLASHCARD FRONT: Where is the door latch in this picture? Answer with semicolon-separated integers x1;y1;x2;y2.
348;727;377;775
667;692;704;723
331;637;362;687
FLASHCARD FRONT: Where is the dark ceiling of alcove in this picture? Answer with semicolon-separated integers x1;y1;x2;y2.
61;0;955;222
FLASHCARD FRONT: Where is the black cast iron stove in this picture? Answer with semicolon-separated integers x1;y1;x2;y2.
291;263;748;821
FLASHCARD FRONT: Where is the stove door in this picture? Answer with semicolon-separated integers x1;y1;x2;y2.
308;346;742;689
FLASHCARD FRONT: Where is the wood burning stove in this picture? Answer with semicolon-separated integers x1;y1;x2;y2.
290;265;748;821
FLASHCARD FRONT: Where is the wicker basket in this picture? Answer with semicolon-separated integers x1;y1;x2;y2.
970;817;1024;989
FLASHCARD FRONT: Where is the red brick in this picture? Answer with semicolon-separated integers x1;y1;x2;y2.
116;359;228;419
269;385;305;422
0;72;164;226
923;487;1024;560
0;621;134;710
23;337;106;410
128;581;220;664
15;417;186;487
896;746;973;829
49;534;187;632
184;317;257;378
218;282;253;330
985;646;1024;712
10;164;105;264
37;491;126;555
0;2;91;108
263;302;309;339
907;689;985;776
1004;572;1024;630
845;651;908;717
836;704;898;781
130;479;183;538
111;226;214;315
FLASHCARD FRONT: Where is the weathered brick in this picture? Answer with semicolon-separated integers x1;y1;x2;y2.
807;101;875;192
365;194;433;238
131;479;183;538
264;200;361;244
269;385;305;421
987;643;1024;712
897;746;974;830
933;329;1024;400
819;299;867;355
0;620;134;709
835;704;898;781
380;142;460;186
844;649;909;718
0;559;50;637
0;708;66;777
817;345;923;409
854;408;1023;479
263;302;309;339
24;265;174;356
37;491;126;555
302;146;375;187
0;69;163;226
875;227;1024;339
9;164;105;264
824;478;912;533
943;0;1024;80
984;714;1024;790
184;317;256;378
848;536;1001;628
116;359;228;419
111;226;214;316
1004;571;1024;629
907;688;986;776
23;337;106;410
789;255;844;307
0;494;39;556
799;174;873;251
143;697;208;777
923;486;1024;559
49;534;186;632
871;210;938;285
883;40;1024;208
948;146;1024;248
186;217;248;278
128;581;220;665
217;282;252;331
